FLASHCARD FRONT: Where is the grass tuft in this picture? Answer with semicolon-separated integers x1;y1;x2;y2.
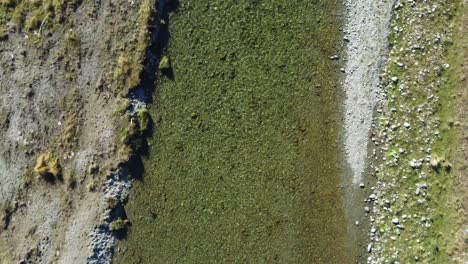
34;152;61;180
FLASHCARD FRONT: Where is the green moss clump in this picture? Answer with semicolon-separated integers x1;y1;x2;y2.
114;99;131;115
137;108;151;133
109;217;131;231
158;55;171;71
119;127;132;144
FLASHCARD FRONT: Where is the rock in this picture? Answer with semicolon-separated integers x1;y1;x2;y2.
392;218;399;224
415;188;421;195
369;194;377;200
355;220;360;226
158;56;171;71
365;206;370;213
384;199;391;208
359;182;365;188
403;122;411;129
391;76;399;83
330;55;339;60
410;160;422;169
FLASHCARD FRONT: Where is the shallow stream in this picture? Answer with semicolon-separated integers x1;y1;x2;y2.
116;1;361;263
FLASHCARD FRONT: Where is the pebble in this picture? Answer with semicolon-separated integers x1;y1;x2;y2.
410;160;422;169
367;244;373;253
415;188;421;195
392;218;400;224
391;76;399;83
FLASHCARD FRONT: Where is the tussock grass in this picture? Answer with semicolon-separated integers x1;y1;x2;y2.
34;152;61;180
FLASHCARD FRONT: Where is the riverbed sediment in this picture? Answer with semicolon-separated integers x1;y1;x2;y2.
342;0;394;185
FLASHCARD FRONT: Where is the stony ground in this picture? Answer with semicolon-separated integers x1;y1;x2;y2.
0;1;154;263
367;0;467;263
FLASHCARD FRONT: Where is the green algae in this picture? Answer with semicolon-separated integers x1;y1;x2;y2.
116;1;356;263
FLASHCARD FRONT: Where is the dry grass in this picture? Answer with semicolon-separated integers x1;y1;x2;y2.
110;0;155;96
34;152;61;180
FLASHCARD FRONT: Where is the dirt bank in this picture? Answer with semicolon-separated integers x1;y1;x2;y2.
0;1;154;263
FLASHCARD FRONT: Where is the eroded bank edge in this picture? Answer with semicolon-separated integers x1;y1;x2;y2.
87;0;166;262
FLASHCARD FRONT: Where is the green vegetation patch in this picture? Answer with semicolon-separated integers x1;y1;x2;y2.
116;0;358;263
372;0;465;262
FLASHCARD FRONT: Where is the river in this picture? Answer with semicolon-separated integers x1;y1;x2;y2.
116;1;361;263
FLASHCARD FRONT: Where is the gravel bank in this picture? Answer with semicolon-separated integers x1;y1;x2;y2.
343;0;394;185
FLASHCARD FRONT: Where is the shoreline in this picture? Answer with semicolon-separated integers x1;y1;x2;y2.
340;0;394;261
342;0;395;185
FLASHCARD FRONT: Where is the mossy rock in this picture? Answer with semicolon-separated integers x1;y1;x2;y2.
114;99;131;115
109;217;131;231
137;108;151;133
158;55;171;71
